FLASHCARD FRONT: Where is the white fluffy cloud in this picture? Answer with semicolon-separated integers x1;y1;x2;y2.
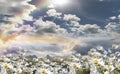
63;14;80;21
46;9;102;35
46;9;62;17
79;24;101;34
108;14;120;21
33;18;67;35
23;15;34;21
71;24;102;35
109;16;117;20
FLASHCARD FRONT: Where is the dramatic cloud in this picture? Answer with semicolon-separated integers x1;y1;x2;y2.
0;0;120;57
33;18;67;35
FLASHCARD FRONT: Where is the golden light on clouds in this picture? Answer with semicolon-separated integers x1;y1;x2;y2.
16;35;80;50
0;31;19;48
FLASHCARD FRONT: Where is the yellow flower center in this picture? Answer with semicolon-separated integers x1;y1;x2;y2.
73;64;78;68
117;65;120;70
96;63;101;67
94;59;98;64
42;70;47;74
4;63;8;68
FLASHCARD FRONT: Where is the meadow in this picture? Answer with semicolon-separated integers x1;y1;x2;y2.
0;44;120;74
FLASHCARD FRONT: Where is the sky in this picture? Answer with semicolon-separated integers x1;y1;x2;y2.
0;0;120;56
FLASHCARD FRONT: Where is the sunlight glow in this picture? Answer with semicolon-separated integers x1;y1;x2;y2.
52;0;69;6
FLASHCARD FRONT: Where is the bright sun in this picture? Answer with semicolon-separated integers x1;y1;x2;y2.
51;0;69;6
